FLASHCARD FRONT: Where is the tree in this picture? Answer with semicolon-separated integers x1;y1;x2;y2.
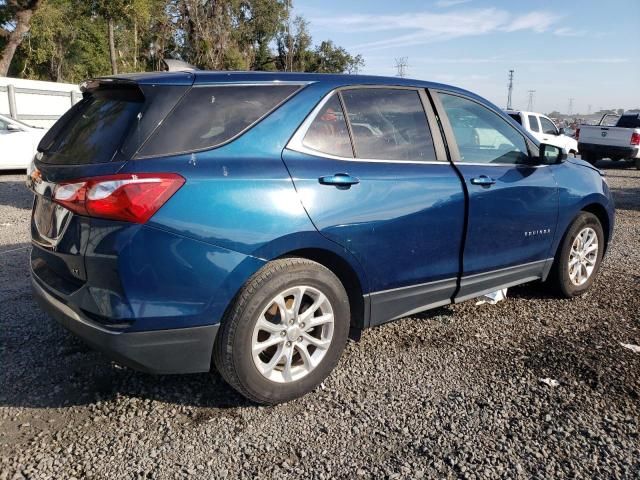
84;0;133;74
0;0;44;76
310;40;364;74
6;0;364;81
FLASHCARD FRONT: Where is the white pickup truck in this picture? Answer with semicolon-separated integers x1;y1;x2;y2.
505;110;579;156
577;112;640;169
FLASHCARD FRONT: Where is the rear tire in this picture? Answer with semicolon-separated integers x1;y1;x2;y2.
635;158;640;170
548;212;604;298
213;258;350;404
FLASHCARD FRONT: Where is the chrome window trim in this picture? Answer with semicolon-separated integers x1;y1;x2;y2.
287;86;449;165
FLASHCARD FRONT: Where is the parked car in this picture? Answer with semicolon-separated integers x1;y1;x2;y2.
0;114;46;170
505;110;579;156
29;72;615;404
576;112;640;168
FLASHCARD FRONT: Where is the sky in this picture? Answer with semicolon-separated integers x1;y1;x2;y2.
294;0;640;115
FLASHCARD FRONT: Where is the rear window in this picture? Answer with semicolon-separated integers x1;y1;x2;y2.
40;87;144;165
508;113;522;125
137;85;300;157
616;114;640;128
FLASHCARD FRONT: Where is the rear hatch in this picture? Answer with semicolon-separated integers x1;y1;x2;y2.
29;74;193;299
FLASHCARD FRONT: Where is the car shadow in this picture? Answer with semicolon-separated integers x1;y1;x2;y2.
0;179;33;210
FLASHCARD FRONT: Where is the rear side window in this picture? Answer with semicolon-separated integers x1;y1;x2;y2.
341;88;436;161
302;94;353;158
138;85;300;157
41;87;144;164
528;115;540;132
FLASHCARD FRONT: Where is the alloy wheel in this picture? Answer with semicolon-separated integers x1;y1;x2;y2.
568;227;598;286
251;286;334;383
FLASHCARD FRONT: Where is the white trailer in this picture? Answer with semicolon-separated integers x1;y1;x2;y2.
0;76;81;129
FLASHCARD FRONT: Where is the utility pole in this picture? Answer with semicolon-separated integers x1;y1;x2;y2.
394;57;408;78
506;69;514;110
527;90;536;111
568;97;574;116
587;104;592;115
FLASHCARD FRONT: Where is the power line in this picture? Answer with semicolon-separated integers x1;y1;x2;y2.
527;90;536;111
506;69;514;110
394;57;408;78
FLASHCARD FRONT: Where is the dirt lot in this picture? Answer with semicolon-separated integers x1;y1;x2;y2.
1;162;639;479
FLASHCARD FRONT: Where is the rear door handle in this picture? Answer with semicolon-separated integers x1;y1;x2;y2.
318;173;360;187
470;175;496;186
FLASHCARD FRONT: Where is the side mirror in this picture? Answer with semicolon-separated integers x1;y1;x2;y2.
558;127;565;135
7;124;21;132
539;143;567;164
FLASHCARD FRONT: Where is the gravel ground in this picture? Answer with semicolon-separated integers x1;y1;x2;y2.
1;162;639;479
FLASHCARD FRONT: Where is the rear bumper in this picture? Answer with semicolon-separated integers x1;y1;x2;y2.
32;276;218;374
578;143;639;159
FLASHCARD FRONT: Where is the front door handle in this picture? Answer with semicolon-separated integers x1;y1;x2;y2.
318;173;360;187
470;175;496;186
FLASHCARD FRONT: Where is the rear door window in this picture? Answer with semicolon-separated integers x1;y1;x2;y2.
303;94;354;158
137;85;300;157
340;88;437;161
528;115;540;132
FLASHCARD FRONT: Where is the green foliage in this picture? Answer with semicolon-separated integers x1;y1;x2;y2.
7;0;364;82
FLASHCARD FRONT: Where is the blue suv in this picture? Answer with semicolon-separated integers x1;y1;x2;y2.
29;72;614;403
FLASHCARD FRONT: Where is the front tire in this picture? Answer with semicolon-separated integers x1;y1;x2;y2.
582;153;598;165
213;258;350;404
549;212;604;297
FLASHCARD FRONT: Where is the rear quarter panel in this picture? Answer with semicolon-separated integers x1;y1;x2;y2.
116;82;370;327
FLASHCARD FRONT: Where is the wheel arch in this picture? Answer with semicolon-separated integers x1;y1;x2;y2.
549;200;612;275
581;202;611;253
278;248;368;330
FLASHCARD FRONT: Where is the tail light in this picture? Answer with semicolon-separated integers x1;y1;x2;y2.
53;173;185;223
631;132;640;146
575;127;580;141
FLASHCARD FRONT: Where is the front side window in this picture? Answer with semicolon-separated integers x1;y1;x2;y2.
302;94;353;158
439;93;529;165
540;116;558;135
528;115;540;132
139;85;300;157
340;88;436;161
